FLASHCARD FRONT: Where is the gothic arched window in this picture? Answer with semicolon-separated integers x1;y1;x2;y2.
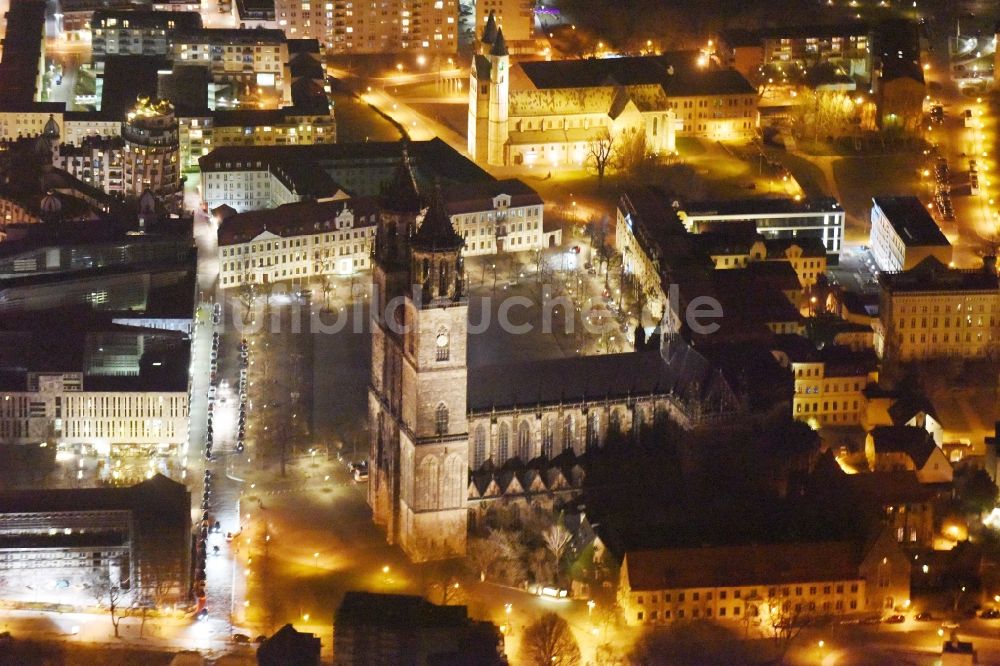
416;455;440;509
443;454;464;508
473;424;486;469
435;403;448;435
541;417;554;459
587;411;600;450
517;420;531;461
498;423;510;462
439;261;448;295
562;414;574;452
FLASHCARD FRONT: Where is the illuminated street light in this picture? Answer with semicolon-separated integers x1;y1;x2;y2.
587;599;595;617
382;565;391;574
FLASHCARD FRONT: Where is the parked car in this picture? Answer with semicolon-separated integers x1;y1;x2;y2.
232;633;251;644
196;608;209;621
981;608;1000;619
884;614;906;624
915;612;933;621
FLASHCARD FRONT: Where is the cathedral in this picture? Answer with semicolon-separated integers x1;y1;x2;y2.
367;150;789;562
467;12;760;167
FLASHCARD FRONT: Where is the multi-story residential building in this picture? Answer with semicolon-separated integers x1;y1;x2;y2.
679;197;845;257
468;27;758;167
217;197;378;287
0;475;191;606
274;0;458;54
869;196;951;273
236;0;277;29
171;28;289;106
54;135;125;195
875;256;1000;362
775;338;878;427
178;108;336;170
475;4;533;44
618;529;910;627
122;97;182;211
718;23;872;80
0;0;46;106
90;10;203;63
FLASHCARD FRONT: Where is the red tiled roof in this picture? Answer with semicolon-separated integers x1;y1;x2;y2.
217;197;378;245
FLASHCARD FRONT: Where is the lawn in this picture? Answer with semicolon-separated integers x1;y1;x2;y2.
765;149;830;199
832;153;925;223
331;91;402;143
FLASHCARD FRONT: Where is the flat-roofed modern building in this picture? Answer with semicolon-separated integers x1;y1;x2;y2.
678;197;846;258
875;256;1000;362
869;196;951;273
0;474;191;606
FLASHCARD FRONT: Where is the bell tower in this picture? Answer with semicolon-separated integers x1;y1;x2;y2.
369;154;470;562
369;145;423;545
468;14;509;166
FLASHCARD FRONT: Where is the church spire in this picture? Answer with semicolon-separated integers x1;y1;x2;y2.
481;10;497;45
380;143;422;214
490;27;509;56
412;181;463;252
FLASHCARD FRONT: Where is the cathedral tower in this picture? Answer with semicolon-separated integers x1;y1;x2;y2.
369;153;470;562
468;16;509;166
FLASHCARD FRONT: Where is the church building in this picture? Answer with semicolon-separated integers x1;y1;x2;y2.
468;12;760;167
367;149;790;562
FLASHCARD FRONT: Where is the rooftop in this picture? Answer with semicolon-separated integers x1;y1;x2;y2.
869;425;939;468
873;196;949;247
336;592;471;629
516;51;755;97
443;178;543;215
879;256;997;293
0;474;188;515
625;540;862;591
681;196;843;217
91;9;202;31
217;197;378;245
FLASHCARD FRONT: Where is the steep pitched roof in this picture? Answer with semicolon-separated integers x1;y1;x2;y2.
379;145;422;213
481;10;497;44
412;184;463;251
625;540;862;591
870;425;939;468
490;27;508;56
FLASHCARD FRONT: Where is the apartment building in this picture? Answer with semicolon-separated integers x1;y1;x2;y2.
172;28;289;104
90;10;203;62
475;2;533;43
718;23;872;80
273;0;458;53
54;135;125;195
618;530;910;627
443;179;554;256
869;196;951;273
122;98;182;211
875;256;1000;362
178;109;336;170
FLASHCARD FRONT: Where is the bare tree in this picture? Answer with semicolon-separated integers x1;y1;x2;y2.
466;529;527;585
88;570;131;638
320;273;334;311
520;612;581;666
612;127;649;176
238;271;257;324
587;128;615;184
542;521;573;572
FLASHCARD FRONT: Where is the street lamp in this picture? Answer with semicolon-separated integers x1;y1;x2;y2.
587;599;595;617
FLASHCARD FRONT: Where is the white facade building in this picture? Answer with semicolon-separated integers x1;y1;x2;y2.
869;196;951;273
